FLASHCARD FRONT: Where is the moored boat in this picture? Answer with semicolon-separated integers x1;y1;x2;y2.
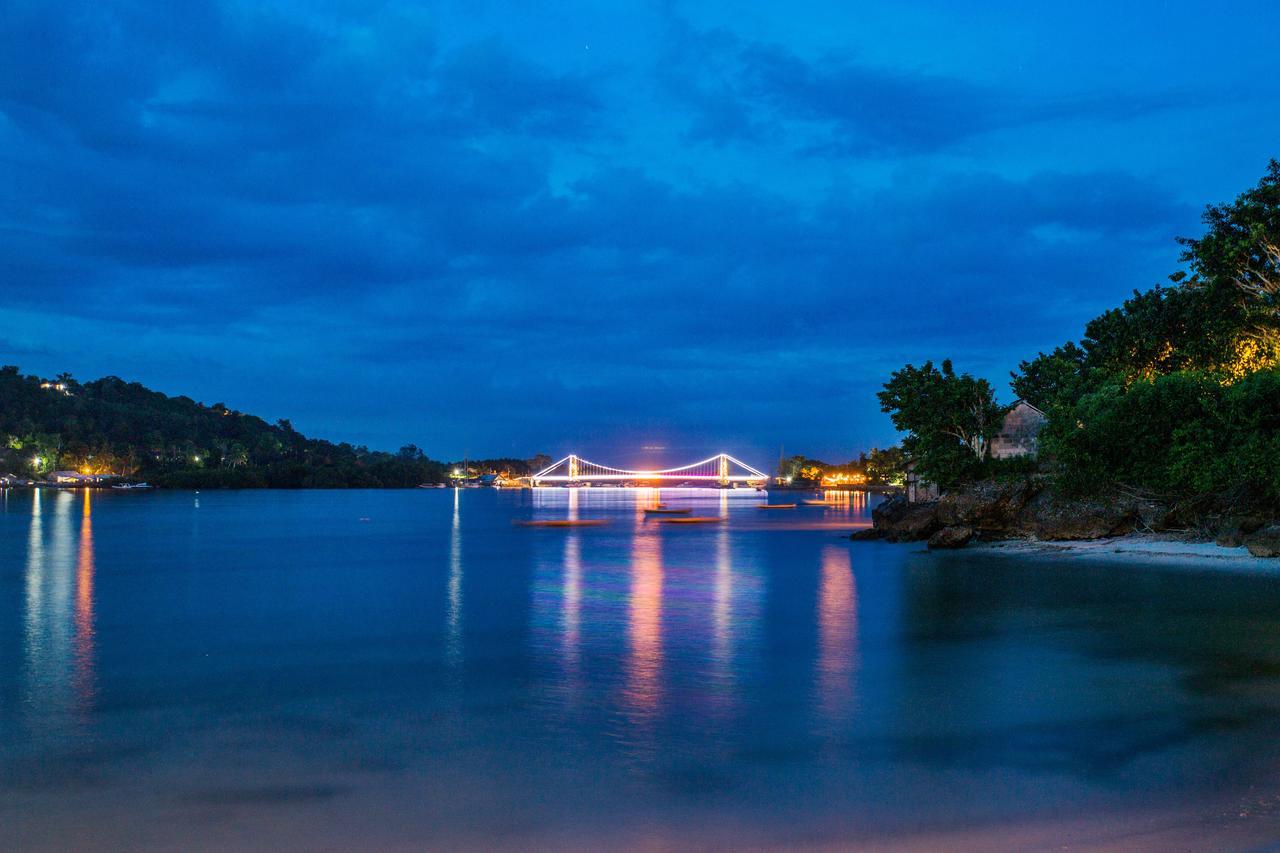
757;503;796;509
514;519;610;528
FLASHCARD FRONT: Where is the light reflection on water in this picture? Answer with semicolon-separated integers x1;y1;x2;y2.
7;487;1280;849
623;519;663;731
74;489;96;711
816;543;857;726
446;486;462;668
23;490;83;732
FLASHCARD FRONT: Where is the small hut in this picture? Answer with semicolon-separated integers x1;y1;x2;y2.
990;401;1047;460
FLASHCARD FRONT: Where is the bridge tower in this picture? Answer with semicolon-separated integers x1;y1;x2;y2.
568;455;580;482
717;453;730;487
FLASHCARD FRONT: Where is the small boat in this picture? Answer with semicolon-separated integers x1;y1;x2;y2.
515;519;610;528
801;499;834;506
757;503;797;509
644;507;692;515
658;516;724;524
417;483;446;488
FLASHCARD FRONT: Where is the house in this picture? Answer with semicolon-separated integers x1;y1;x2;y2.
990;400;1048;460
48;471;100;484
906;401;1048;503
905;462;938;503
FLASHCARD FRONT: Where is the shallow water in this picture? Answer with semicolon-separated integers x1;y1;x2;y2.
4;487;1280;849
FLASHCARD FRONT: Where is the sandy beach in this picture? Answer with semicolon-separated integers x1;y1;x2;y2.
970;534;1280;573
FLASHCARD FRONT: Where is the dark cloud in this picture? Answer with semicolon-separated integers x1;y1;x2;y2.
0;0;1274;460
659;16;1198;156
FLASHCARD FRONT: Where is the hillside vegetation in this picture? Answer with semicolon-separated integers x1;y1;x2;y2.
0;368;450;487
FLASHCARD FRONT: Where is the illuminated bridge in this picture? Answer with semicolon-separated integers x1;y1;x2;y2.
531;453;769;486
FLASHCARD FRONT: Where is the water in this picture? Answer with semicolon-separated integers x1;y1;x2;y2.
4;487;1280;849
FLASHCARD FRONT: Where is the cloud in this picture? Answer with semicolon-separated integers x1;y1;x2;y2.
0;0;1261;460
658;15;1196;156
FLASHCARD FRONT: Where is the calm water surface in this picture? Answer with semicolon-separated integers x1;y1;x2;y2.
4;487;1280;849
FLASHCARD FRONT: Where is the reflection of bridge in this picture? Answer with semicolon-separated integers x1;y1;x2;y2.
532;453;769;486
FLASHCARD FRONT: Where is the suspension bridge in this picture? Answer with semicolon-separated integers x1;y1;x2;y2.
531;453;769;486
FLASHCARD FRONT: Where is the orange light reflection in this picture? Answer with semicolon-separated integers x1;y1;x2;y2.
73;489;96;708
816;545;858;723
623;527;663;725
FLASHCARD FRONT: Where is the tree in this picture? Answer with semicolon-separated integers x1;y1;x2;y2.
863;446;906;486
877;360;1006;488
1180;159;1280;311
1010;342;1089;410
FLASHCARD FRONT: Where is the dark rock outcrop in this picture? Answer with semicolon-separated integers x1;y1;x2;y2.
866;495;942;542
928;525;974;549
1021;491;1138;541
854;478;1172;549
1245;525;1280;557
854;478;1280;554
1216;516;1269;548
936;480;1038;534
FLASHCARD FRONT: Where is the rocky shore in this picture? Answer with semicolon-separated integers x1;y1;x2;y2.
853;478;1280;557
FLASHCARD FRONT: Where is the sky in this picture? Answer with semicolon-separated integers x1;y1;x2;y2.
3;0;1280;468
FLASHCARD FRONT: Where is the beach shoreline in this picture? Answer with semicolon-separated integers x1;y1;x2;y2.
964;532;1280;571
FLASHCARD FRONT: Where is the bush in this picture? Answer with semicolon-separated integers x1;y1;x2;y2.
1042;366;1280;505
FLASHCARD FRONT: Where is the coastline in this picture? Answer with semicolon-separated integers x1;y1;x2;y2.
967;532;1280;571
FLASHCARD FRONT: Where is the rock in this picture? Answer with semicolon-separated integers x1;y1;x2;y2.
928;525;974;549
1216;516;1271;548
871;495;911;527
849;527;882;541
866;494;941;542
936;479;1038;533
1216;529;1247;548
1022;491;1138;541
1245;525;1280;557
884;503;941;542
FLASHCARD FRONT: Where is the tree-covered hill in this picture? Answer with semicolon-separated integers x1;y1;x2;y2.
0;366;452;487
879;159;1280;517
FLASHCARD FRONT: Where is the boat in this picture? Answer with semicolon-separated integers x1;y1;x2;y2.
111;482;152;490
801;499;833;506
417;483;446;489
757;503;797;509
658;516;724;524
514;519;610;528
644;507;693;515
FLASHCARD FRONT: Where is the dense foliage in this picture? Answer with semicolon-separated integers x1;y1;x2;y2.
1029;162;1280;505
876;360;1006;488
1043;369;1280;504
0;367;533;488
884;160;1280;509
776;446;905;487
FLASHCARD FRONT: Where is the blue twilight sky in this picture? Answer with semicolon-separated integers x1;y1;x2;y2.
2;1;1279;467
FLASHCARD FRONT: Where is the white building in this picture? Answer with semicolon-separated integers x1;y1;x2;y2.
48;471;100;484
